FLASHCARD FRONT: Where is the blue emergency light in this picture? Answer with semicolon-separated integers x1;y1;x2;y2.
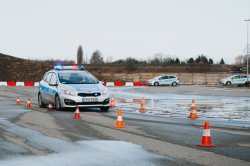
54;65;85;71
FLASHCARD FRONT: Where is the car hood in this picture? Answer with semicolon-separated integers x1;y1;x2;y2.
221;77;231;81
148;79;157;82
61;83;102;92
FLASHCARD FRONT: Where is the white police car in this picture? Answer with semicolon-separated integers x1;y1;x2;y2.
38;65;110;111
220;74;250;86
147;75;180;86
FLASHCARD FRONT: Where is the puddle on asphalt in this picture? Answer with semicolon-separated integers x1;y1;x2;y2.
115;97;250;121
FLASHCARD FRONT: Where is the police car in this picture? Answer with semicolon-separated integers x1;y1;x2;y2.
38;65;110;111
220;74;250;86
147;75;180;86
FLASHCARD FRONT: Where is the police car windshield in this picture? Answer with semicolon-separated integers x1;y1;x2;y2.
58;72;98;84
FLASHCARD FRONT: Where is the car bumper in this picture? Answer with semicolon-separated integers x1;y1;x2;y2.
148;82;154;86
59;94;110;108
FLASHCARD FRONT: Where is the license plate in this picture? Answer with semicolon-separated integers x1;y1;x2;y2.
82;97;98;102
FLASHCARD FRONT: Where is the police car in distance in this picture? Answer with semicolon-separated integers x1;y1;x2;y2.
38;65;110;111
147;74;180;86
219;74;250;86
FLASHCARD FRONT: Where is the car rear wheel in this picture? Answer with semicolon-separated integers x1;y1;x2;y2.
100;106;109;112
172;82;177;86
55;95;63;111
154;82;159;86
38;93;46;108
226;81;231;86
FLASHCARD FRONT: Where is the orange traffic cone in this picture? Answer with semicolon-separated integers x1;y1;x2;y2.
26;98;31;109
16;96;21;105
188;99;198;119
48;103;53;112
73;105;81;119
139;97;146;113
113;110;126;128
197;122;216;147
110;95;116;108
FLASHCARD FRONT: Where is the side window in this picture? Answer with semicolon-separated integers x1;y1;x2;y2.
163;76;169;79
45;73;52;83
169;76;175;79
43;73;48;81
232;76;237;79
50;73;58;84
241;76;247;78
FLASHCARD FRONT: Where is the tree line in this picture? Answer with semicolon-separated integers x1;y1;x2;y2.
77;46;226;65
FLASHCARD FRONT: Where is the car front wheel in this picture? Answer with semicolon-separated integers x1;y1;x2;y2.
154;82;159;86
38;93;46;108
226;81;231;86
100;106;109;112
55;95;63;111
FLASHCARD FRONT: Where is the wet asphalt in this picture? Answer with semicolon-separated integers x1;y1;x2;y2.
0;86;250;165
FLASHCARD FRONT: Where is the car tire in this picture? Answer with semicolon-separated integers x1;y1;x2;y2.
245;81;250;87
172;82;177;86
100;106;109;112
38;93;46;108
226;81;231;86
55;95;63;111
154;82;159;86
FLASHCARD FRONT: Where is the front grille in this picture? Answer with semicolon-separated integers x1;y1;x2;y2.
78;93;101;97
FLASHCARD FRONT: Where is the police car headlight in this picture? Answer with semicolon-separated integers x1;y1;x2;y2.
62;88;77;96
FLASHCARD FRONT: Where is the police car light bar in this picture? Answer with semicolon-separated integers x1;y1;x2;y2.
54;65;85;71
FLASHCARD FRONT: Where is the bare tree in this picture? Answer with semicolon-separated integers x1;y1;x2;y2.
235;55;246;65
90;50;104;65
105;55;113;64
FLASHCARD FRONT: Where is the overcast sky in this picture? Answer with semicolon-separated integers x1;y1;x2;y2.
0;0;249;64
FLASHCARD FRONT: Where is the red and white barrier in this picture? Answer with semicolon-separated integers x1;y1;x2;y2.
0;82;38;86
0;82;7;86
0;81;148;87
106;82;115;86
16;82;24;86
125;82;133;86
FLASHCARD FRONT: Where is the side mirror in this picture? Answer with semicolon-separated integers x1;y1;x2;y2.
49;83;58;86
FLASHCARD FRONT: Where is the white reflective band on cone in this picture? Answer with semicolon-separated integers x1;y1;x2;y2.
117;116;122;121
203;129;211;136
191;110;196;113
191;103;195;107
27;101;30;104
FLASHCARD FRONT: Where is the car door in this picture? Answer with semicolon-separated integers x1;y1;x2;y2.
168;76;176;84
231;75;240;84
239;75;247;84
42;72;53;103
157;76;164;85
47;73;58;104
161;76;169;85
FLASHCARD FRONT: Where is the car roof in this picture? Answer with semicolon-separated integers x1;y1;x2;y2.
159;75;176;77
47;69;88;74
